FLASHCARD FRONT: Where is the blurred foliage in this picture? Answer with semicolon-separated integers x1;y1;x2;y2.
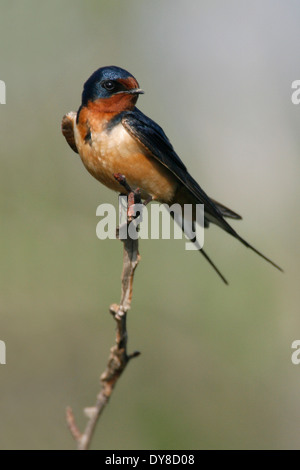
0;0;300;450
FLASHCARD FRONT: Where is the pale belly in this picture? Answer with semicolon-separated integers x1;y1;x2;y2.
75;122;178;202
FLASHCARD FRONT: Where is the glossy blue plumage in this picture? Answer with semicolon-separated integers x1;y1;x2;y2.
82;66;138;105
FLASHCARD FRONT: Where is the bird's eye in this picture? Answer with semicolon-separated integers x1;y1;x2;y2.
102;80;116;91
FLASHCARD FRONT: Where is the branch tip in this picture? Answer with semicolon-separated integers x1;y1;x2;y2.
66;406;82;442
128;350;141;360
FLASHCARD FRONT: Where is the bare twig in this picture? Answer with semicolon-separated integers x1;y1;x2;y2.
66;175;141;450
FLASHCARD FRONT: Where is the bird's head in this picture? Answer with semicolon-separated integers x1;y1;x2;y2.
81;66;144;112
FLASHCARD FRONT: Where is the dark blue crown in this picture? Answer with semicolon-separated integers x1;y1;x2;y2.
81;66;136;105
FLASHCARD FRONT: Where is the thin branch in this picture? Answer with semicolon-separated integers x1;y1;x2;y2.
66;175;141;450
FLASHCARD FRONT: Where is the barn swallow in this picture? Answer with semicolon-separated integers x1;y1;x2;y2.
62;65;282;284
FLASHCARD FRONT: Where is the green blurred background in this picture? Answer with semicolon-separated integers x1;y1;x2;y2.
0;0;299;450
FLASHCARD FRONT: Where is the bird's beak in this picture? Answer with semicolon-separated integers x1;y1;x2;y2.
128;88;144;95
115;88;144;95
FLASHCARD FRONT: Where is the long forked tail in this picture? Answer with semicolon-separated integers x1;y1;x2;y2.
197;226;283;283
199;248;228;285
169;209;229;284
169;204;283;284
206;199;283;272
234;233;283;272
190;220;229;284
195;221;283;282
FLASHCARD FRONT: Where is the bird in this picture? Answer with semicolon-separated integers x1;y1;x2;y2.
62;65;282;284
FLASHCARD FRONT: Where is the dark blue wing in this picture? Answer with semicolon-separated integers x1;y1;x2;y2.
122;108;230;228
121;108;282;272
122;108;187;172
